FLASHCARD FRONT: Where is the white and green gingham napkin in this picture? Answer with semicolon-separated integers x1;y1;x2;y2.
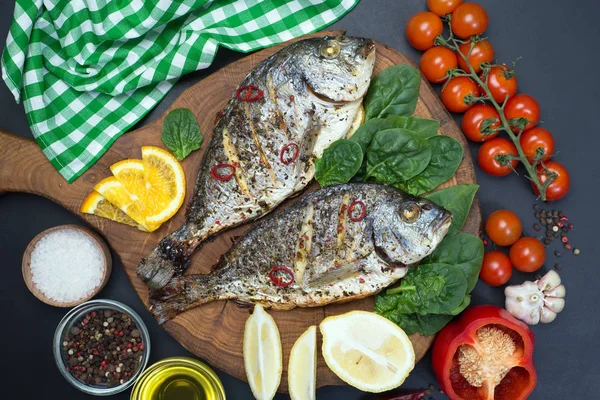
2;0;359;182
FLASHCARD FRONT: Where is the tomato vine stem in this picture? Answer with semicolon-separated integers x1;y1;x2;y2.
435;24;553;200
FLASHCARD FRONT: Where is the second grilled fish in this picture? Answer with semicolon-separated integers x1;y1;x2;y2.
150;183;452;323
138;34;376;288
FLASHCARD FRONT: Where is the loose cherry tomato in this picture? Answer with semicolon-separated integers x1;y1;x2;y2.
486;65;518;103
533;161;570;201
427;0;463;16
457;40;494;73
485;209;522;246
477;138;518;176
509;237;545;272
420;47;458;83
480;251;513;286
505;94;540;133
461;104;500;142
440;76;480;113
451;3;488;39
519;128;555;162
406;12;444;51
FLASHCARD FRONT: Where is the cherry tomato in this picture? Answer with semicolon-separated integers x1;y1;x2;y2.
461;104;500;142
480;251;513;286
486;65;518;103
485;209;522;246
533;161;570;201
420;47;458;83
440;76;480;113
457;40;494;73
505;94;540;133
451;3;488;39
477;137;518;176
520;128;555;162
406;12;444;51
509;237;546;272
427;0;463;16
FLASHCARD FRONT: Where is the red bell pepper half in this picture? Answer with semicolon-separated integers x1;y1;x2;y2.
432;305;537;400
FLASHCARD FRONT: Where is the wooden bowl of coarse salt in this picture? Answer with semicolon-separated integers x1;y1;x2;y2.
22;225;112;307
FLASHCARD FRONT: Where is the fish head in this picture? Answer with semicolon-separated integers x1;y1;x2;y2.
299;34;376;102
373;197;452;265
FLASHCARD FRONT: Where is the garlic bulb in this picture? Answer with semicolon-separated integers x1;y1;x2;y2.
504;270;566;325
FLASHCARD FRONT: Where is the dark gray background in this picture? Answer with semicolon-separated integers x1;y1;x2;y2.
1;0;598;398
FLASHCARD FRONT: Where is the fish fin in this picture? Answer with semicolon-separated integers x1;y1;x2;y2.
137;225;201;289
304;260;363;289
149;274;220;324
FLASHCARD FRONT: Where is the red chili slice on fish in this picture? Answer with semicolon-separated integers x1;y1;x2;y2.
348;199;367;222
269;266;294;288
236;85;264;102
211;163;235;181
280;142;300;165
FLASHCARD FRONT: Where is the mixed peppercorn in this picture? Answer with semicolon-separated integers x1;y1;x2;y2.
532;204;579;265
61;309;145;387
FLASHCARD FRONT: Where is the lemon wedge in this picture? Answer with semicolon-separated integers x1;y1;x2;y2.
288;325;317;400
141;146;186;225
345;104;365;138
244;304;282;400
80;191;146;231
320;311;415;393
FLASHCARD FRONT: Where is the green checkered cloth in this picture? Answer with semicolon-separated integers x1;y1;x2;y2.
2;0;359;182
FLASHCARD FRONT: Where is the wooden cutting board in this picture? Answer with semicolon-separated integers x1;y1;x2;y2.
0;31;481;391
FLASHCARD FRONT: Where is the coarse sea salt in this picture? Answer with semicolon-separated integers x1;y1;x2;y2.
30;229;104;303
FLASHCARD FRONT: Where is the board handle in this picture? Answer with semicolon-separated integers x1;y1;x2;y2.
0;129;93;214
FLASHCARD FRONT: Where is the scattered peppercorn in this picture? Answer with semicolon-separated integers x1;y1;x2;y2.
554;251;561;257
555;263;562;270
533;223;541;231
61;309;145;387
573;248;580;256
564;243;572;250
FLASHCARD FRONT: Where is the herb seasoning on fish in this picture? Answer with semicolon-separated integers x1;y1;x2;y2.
138;34;376;289
149;183;452;324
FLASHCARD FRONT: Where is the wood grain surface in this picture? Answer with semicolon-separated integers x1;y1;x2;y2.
0;31;481;391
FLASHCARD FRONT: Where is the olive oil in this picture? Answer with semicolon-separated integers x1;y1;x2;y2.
131;357;225;400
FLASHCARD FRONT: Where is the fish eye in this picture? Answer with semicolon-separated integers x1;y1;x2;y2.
320;40;341;59
400;203;421;224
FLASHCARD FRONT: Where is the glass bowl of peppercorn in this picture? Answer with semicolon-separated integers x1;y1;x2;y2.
53;299;151;395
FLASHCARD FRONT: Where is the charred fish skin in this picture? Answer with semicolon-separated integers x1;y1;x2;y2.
138;34;376;289
149;183;452;324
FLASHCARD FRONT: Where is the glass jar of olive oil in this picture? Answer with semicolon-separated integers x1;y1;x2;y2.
131;357;225;400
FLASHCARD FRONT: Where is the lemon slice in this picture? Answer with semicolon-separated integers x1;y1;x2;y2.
141;146;186;225
320;311;415;393
80;191;146;231
288;325;317;400
345;104;365;139
244;304;282;400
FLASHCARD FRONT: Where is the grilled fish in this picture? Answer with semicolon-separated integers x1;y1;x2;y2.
138;34;376;288
150;183;452;323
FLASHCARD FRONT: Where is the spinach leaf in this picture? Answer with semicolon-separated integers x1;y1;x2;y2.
380;310;422;336
350;116;440;153
314;140;363;187
365;129;432;184
412;314;455;336
385;263;468;315
396;136;464;196
161;108;203;161
425;184;479;235
423;233;484;292
364;65;421;120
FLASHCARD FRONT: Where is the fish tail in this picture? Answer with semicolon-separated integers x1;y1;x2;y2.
137;225;202;289
149;274;219;324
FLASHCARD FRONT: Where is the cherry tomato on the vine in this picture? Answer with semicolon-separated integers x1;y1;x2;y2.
420;47;458;83
509;237;546;273
440;76;480;113
451;3;488;39
477;138;518;176
406;12;444;51
533;161;570;201
520;128;555;162
462;104;500;142
486;65;518;103
505;94;540;133
480;251;513;286
427;0;463;16
485;210;522;246
457;40;494;73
